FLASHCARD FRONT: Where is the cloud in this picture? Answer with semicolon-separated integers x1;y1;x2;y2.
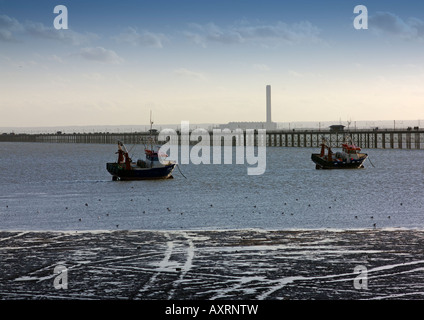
25;21;97;45
0;14;97;45
174;68;206;80
0;14;22;30
0;14;23;42
369;12;424;41
113;27;167;48
78;47;123;64
185;20;321;47
252;64;270;71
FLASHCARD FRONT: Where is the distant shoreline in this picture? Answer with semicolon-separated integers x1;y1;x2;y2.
1;119;423;135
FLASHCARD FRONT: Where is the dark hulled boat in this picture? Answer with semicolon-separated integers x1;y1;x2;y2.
106;113;176;180
311;138;368;169
106;141;176;180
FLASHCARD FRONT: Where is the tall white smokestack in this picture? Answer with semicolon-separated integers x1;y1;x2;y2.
266;85;271;123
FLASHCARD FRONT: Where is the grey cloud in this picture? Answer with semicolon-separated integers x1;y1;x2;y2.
113;27;167;48
0;14;97;45
174;67;206;80
26;21;97;46
0;14;23;42
0;29;15;42
185;20;321;47
79;47;123;64
369;12;424;41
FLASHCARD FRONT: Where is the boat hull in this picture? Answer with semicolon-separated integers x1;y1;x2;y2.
311;153;367;169
106;162;176;180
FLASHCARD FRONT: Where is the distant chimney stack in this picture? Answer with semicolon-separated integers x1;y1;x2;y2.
266;85;271;123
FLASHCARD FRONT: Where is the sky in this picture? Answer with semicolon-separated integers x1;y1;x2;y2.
1;0;424;128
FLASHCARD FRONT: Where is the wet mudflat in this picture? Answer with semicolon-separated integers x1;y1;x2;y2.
1;228;424;300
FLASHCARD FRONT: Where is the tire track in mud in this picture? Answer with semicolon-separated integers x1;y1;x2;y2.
131;232;195;299
2;229;424;299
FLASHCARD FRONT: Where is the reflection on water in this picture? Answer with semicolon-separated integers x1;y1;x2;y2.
0;142;423;231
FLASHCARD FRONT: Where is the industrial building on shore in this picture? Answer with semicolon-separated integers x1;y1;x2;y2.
219;85;277;131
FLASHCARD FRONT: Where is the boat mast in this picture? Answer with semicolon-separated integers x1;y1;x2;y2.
150;110;154;150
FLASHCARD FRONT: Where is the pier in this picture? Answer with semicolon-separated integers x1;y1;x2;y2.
1;128;423;149
264;127;424;149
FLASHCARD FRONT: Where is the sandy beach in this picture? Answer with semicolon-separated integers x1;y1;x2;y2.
1;228;424;300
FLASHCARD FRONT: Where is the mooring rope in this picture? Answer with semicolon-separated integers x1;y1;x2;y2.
368;156;375;167
176;164;187;179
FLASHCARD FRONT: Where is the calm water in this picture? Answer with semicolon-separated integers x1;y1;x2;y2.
0;142;423;231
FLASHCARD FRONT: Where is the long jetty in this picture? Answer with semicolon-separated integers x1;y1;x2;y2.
1;128;423;149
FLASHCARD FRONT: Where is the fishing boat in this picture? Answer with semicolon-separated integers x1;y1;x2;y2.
106;115;176;180
106;141;176;180
311;137;368;169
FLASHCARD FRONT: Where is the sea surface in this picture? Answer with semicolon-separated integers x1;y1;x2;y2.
0;142;423;231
